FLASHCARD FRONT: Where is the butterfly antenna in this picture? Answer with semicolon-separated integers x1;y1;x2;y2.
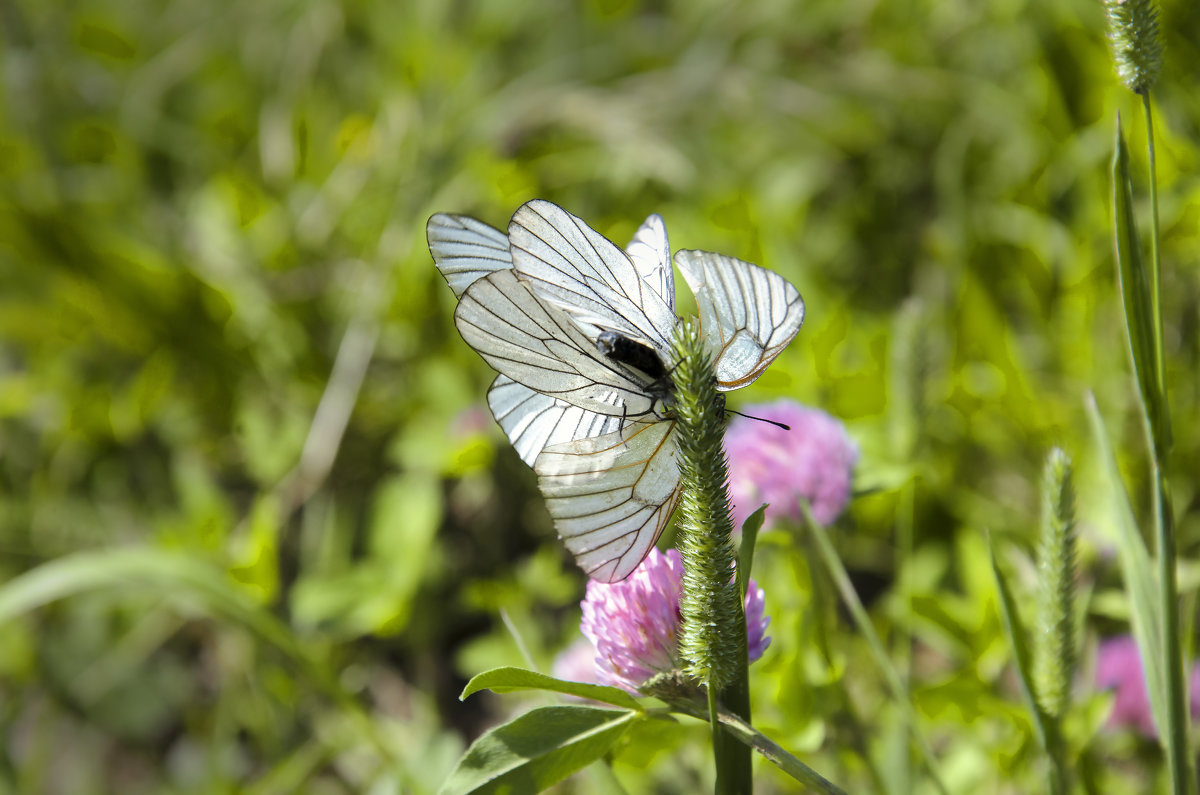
726;409;790;431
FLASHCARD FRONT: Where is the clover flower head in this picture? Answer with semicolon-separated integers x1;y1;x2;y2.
579;548;771;695
1094;634;1200;737
725;401;857;532
1096;635;1156;736
552;638;598;685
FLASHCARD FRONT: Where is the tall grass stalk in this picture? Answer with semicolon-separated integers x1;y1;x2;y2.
1033;449;1077;795
1114;110;1190;795
671;318;751;794
1103;0;1188;785
1137;92;1189;794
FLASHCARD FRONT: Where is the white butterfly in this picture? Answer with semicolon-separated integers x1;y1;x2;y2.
427;210;663;463
429;201;804;581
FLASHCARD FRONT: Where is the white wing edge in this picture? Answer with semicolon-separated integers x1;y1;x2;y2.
674;249;804;390
625;213;675;313
509;200;677;354
454;269;656;418
428;213;512;298
487;376;620;466
535;420;681;582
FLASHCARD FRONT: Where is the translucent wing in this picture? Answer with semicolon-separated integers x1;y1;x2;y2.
624;213;675;312
487;376;620;466
509;200;677;352
454;269;656;418
427;213;511;298
429;213;625;461
536;420;682;582
674;250;805;390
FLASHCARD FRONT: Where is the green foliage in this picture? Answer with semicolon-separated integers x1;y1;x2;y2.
460;667;643;711
2;0;1199;791
1112;119;1170;451
737;505;767;599
439;705;638;795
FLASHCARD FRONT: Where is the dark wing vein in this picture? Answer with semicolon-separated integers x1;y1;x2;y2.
535;420;680;582
427;213;512;298
455;269;655;417
510;200;676;353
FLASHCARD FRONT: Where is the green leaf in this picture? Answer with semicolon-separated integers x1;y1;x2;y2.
1084;393;1166;736
460;667;643;712
987;538;1050;750
737;504;767;599
438;705;637;795
1112;115;1170;450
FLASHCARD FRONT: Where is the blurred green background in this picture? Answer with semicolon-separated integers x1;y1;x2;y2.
2;0;1198;792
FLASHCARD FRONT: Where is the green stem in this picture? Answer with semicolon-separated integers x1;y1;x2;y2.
708;683;724;789
1142;93;1165;409
716;641;752;795
671;318;751;794
896;480;915;793
1046;722;1067;795
1142;91;1191;795
1154;458;1188;793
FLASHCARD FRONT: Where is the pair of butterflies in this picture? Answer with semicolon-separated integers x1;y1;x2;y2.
428;200;804;581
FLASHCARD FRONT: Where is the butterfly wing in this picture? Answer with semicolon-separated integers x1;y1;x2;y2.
427;213;511;298
509;200;677;352
535;420;681;582
487;376;620;466
454;269;656;418
674;250;805;390
624;213;675;313
429;212;632;445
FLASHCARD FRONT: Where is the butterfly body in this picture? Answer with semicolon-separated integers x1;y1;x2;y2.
596;329;676;422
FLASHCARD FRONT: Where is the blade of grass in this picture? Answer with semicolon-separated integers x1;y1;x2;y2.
1112;115;1169;451
662;690;848;794
987;537;1070;794
737;505;767;600
1140;95;1167;449
799;502;947;795
1083;396;1165;732
987;538;1049;750
1112;111;1190;791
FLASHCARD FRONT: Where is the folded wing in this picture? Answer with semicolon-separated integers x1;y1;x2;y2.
536;420;681;582
624;212;675;313
488;376;620;466
455;269;655;418
510;200;677;352
427;213;511;298
674;249;805;390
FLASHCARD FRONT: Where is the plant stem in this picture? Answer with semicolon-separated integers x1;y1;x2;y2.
1152;461;1188;794
1142;93;1165;405
671;318;751;794
1141;91;1191;795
